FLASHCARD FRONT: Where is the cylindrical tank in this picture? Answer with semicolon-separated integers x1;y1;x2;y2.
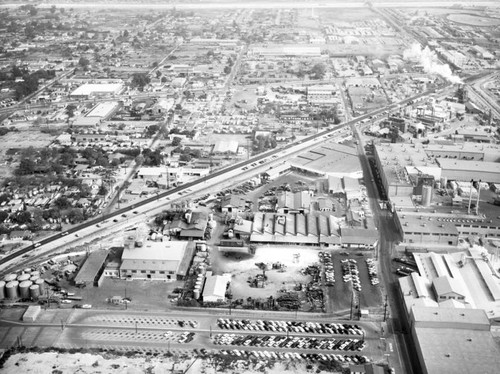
23;268;32;274
35;279;45;295
6;281;19;299
30;271;40;278
29;284;40;300
194;289;200;299
422;185;432;207
17;273;30;282
19;280;32;299
4;273;17;282
29;275;39;282
0;280;5;300
435;180;441;189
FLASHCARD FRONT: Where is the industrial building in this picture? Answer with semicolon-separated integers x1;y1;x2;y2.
202;272;232;303
120;241;195;281
290;143;362;178
74;249;109;287
69;82;124;99
409;306;500;374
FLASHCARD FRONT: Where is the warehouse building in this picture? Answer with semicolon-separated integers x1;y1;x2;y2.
74;249;109;287
120;241;195;281
70;82;124;99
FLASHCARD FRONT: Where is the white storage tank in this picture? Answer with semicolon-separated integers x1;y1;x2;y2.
23;268;32;274
6;281;19;299
4;273;17;282
29;275;39;283
0;280;5;300
19;280;33;299
17;273;31;282
422;185;432;207
29;284;40;300
194;288;200;299
30;271;40;278
35;279;45;295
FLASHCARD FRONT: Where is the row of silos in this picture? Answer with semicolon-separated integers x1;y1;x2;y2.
1;273;45;300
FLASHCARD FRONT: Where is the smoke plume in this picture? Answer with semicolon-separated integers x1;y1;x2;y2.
403;43;462;84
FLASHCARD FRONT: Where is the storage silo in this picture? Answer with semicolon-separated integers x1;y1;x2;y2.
422;185;433;207
29;284;40;300
17;273;31;282
19;281;32;299
35;279;45;295
0;280;5;300
30;271;40;278
193;287;200;300
23;268;32;274
4;273;17;282
6;281;19;299
29;274;39;283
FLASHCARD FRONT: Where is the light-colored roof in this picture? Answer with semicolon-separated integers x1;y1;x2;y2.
202;274;231;300
433;276;466;298
70;83;123;96
213;140;239;153
343;176;360;192
414;326;500;374
340;228;378;245
121;241;187;262
86;101;119;118
412;306;489;326
437;158;500;175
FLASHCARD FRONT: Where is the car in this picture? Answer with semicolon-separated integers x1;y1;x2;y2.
133;211;138;214
121;214;127;217
61;299;72;304
34;243;41;248
61;232;68;236
81;304;92;309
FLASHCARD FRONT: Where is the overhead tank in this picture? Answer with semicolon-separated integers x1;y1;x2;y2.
29;284;40;300
35;279;45;295
17;273;31;282
6;281;19;299
422;185;432;207
30;275;39;282
0;280;5;300
4;274;17;282
19;281;33;299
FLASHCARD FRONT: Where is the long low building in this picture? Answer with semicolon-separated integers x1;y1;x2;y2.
74;249;109;287
120;241;195;281
436;158;500;184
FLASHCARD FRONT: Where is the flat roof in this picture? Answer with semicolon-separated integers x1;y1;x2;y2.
412;306;490;326
398;215;459;236
121;241;187;262
74;249;108;284
70;83;123;96
414;327;500;374
436;158;500;174
86;101;119;118
290;142;362;176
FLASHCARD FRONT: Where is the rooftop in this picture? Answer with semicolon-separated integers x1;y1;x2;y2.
414;326;500;374
290;142;362;177
74;249;108;284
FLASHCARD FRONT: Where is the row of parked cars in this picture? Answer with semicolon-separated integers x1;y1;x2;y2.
341;259;362;292
178;332;195;344
213;333;366;352
218;349;369;365
366;258;379;286
318;251;335;286
216;318;364;335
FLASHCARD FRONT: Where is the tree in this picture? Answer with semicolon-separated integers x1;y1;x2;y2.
55;196;71;209
171;137;182;146
78;57;90;69
223;66;231;75
17;158;36;175
50;5;57;14
131;73;150;91
67;208;84;223
15;211;32;224
0;210;8;223
98;184;108;196
310;63;326;80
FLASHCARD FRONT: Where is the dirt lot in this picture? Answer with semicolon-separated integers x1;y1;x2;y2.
0;123;58;182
